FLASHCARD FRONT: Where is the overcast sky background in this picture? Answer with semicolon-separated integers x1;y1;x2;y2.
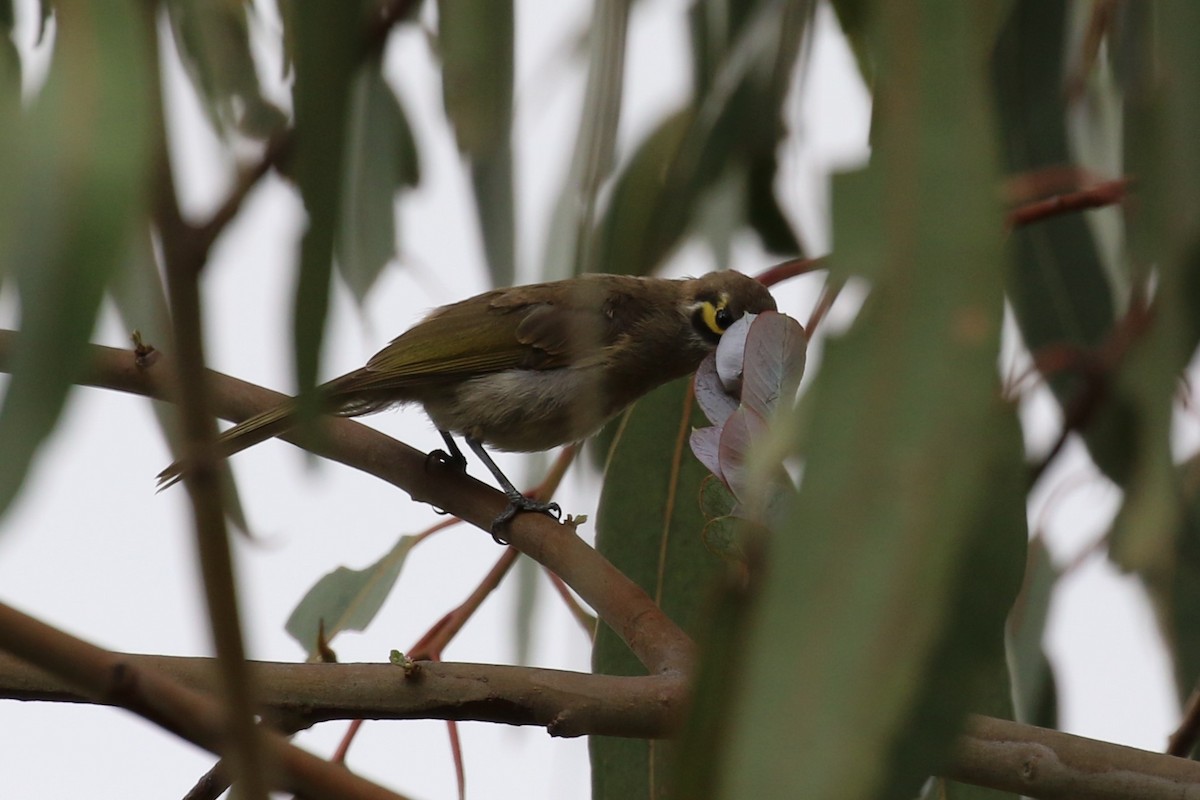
0;1;1182;798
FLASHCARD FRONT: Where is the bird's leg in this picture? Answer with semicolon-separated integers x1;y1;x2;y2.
427;430;468;472
465;436;562;543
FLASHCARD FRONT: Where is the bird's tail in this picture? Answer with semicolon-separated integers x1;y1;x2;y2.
155;402;299;490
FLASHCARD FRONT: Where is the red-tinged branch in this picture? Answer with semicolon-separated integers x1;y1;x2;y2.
1006;178;1130;229
755;256;825;287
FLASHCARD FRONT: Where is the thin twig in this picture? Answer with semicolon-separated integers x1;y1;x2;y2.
805;277;844;337
545;570;598;636
146;16;267;798
754;256;825;287
1007;178;1130;229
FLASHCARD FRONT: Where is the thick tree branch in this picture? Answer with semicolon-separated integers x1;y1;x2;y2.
6;649;1200;797
950;715;1200;799
0;650;677;738
0;603;410;800
0;329;694;685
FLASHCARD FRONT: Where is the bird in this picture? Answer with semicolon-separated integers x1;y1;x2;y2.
158;270;777;538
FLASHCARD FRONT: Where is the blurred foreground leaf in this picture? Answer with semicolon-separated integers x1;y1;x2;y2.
991;0;1124;479
290;4;358;405
718;5;1022;798
336;56;421;303
437;0;515;287
1108;0;1200;578
0;0;151;521
163;0;286;139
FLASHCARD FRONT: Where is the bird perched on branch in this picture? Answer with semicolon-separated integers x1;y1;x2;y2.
159;270;776;538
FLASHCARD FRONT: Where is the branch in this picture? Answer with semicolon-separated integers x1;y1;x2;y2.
1006;178;1130;229
0;329;694;689
0;603;411;800
0;650;677;738
6;648;1200;797
950;715;1200;799
147;18;267;798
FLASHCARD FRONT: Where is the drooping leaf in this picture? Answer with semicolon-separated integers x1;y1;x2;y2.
336;56;421;304
1107;0;1200;577
991;0;1126;481
540;0;630;280
592;0;811;278
1007;536;1060;729
285;534;419;658
718;5;1019;798
591;378;726;800
0;0;151;521
289;4;359;407
163;0;286;139
437;0;515;287
0;0;19;104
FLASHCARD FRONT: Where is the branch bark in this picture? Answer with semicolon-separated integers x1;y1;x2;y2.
0;329;694;712
5;648;1200;798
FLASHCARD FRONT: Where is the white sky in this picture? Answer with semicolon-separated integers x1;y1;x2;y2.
0;1;1183;798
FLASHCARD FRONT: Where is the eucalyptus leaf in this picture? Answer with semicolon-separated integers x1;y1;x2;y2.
336;58;421;304
991;0;1125;481
289;3;358;408
591;378;726;800
285;534;419;658
163;0;286;139
1108;0;1200;577
1007;537;1060;728
0;0;151;521
720;5;1016;797
437;0;515;287
540;0;630;280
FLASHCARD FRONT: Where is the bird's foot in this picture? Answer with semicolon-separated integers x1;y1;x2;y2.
490;493;562;545
426;448;468;473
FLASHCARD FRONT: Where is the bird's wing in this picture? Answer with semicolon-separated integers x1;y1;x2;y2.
344;281;630;394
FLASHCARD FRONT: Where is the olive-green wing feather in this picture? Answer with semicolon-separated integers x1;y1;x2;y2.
335;283;625;396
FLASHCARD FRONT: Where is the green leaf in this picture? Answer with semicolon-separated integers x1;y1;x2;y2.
1150;457;1200;714
437;0;515;287
1108;0;1200;577
285;534;419;658
540;0;630;280
591;0;809;277
336;57;421;304
991;0;1126;480
0;0;151;521
1006;536;1060;729
0;0;19;106
289;4;359;406
163;0;286;139
590;377;726;800
591;107;693;278
719;5;1018;798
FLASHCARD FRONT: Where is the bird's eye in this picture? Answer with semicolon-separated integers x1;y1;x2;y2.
699;296;735;336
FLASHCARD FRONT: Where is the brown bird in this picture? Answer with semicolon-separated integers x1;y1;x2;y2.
159;270;776;536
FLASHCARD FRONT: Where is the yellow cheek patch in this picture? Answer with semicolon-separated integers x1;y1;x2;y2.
700;294;731;335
